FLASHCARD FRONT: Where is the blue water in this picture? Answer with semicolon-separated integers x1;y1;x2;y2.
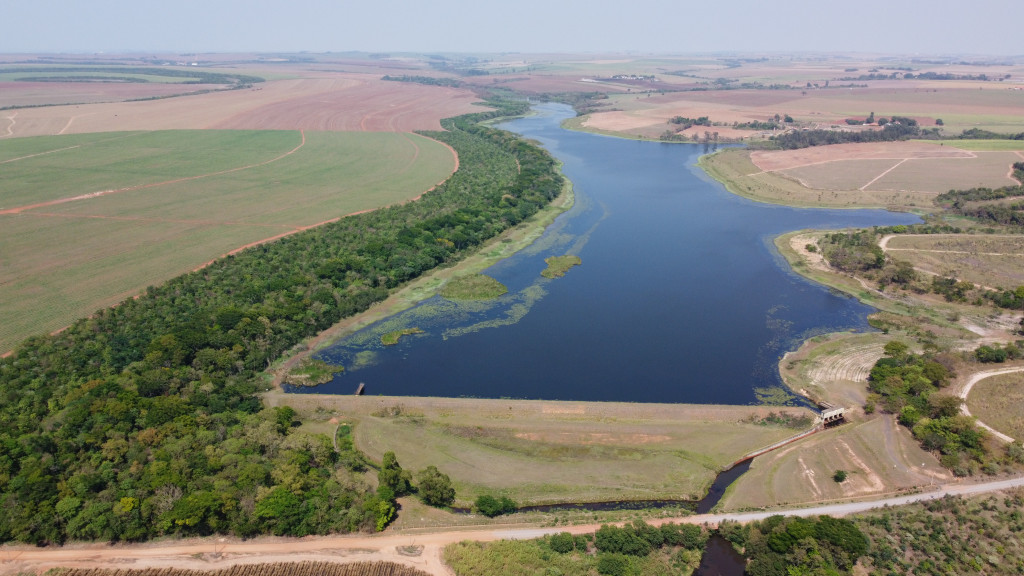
292;104;918;404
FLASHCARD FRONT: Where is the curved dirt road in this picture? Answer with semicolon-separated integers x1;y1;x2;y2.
5;474;1024;576
959;366;1024;443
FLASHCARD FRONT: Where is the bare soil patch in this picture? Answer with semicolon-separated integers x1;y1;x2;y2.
0;81;224;108
1;73;480;138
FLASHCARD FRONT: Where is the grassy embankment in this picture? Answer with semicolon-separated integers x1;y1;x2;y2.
268;391;814;521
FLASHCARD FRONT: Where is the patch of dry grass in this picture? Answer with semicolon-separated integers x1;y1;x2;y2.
721;416;950;511
966;371;1024;441
883;234;1024;290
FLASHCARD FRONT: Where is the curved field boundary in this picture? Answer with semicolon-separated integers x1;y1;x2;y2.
0;130;307;215
191;133;460;272
806;342;885;387
959;367;1024;443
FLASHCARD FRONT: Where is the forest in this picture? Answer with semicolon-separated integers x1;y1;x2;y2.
0;98;563;544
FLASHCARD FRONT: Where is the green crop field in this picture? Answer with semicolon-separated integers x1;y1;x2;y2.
0;130;455;353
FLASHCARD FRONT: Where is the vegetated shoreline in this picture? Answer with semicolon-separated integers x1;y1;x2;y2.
269;160;576;386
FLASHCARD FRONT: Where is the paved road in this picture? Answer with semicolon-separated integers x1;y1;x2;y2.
4;474;1024;576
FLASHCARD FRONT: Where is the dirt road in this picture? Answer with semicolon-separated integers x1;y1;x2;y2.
5;475;1024;576
958;366;1024;442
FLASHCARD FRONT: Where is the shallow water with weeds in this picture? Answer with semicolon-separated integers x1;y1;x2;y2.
293;104;918;404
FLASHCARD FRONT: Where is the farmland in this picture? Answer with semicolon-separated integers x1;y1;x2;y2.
697;139;1023;209
1;74;479;137
0;129;456;352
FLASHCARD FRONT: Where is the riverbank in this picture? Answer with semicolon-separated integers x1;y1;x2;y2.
269;171;576;386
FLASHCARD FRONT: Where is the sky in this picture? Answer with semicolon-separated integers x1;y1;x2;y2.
3;0;1020;56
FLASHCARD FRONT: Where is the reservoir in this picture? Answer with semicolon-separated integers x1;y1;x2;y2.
293;104;918;404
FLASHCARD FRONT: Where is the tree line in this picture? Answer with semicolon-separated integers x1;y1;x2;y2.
0;97;562;544
766;117;929;149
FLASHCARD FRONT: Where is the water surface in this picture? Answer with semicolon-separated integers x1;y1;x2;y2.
294;104;918;404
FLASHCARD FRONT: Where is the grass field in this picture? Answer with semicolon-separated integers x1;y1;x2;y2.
882;234;1024;290
0;130;455;353
966;371;1024;441
266;393;813;508
720;416;949;511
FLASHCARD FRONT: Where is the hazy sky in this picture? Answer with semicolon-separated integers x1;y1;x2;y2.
3;0;1019;56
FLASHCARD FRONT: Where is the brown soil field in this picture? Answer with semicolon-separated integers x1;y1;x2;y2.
0;73;480;138
581;82;1024;138
751;141;972;172
0;81;225;108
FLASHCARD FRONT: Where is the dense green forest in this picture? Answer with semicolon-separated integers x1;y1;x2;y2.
0;98;563;543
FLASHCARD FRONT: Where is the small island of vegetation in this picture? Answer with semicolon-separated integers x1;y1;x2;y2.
541;255;582;278
381;328;425;346
440;274;509;300
282;358;343;387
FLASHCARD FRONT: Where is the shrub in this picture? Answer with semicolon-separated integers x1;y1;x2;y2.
475;494;517;517
597;553;630;576
549;531;575;553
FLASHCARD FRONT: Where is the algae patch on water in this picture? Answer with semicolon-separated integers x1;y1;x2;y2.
283;358;344;387
381;328;424;346
440;274;509;300
541;255;582;278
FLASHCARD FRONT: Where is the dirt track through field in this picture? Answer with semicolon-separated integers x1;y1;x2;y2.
1;112;14;137
0;130;307;215
959;367;1024;443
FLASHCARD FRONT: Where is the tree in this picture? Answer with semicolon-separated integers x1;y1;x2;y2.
378;451;412;496
416;466;455;507
883;340;909;361
833;470;848;483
